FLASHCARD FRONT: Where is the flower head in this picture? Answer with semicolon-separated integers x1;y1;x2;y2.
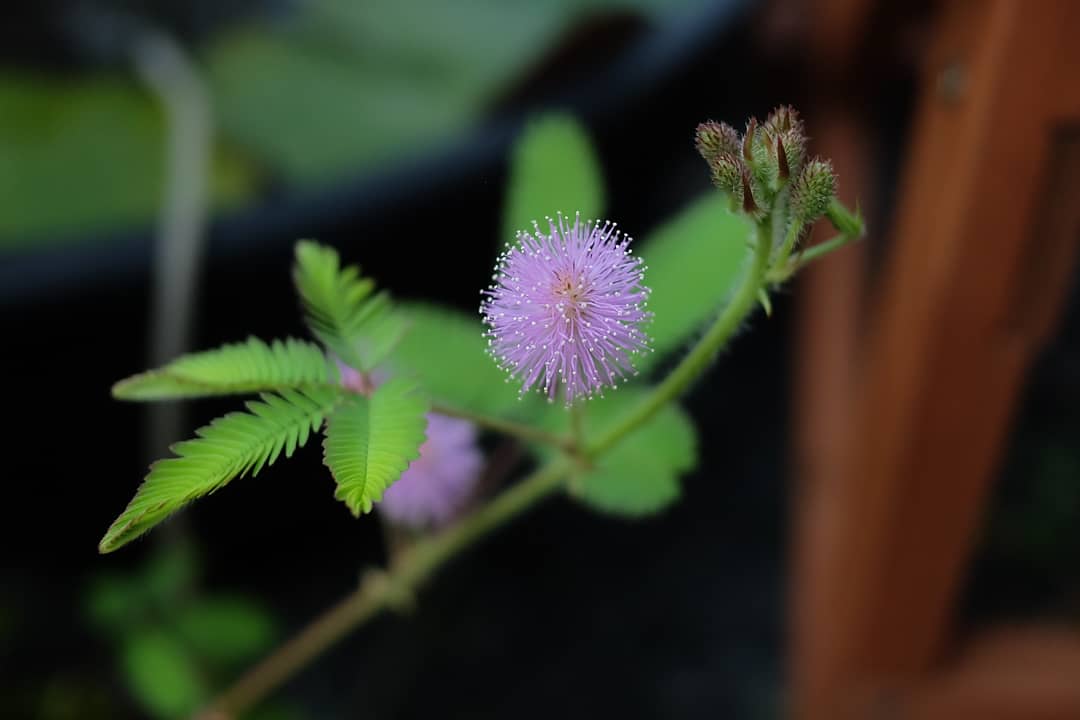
379;413;483;529
480;212;651;405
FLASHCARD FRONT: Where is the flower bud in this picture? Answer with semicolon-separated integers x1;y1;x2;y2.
764;105;803;136
695;121;740;164
790;158;837;223
709;153;743;197
779;129;806;176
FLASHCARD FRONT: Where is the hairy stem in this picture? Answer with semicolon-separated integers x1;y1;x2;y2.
201;458;571;719
792;231;858;268
203;198;862;717
431;402;573;452
588;220;773;457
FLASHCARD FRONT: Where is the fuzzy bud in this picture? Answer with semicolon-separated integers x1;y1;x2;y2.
695;121;740;164
764;105;803;136
742;117;757;164
777;128;806;176
777;136;790;180
709;153;744;197
790;158;837;223
749;132;778;196
741;167;761;216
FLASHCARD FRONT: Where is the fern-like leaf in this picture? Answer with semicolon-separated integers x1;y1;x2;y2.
99;387;344;553
293;241;405;372
112;337;338;401
323;378;428;516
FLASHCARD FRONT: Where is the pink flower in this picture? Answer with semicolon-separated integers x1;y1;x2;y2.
480;213;651;405
378;413;484;529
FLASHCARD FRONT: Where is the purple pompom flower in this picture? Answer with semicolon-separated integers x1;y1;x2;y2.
378;413;484;530
480;212;652;405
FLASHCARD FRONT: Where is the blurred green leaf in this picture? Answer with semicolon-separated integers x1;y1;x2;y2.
534;389;697;515
121;629;205;719
387;303;545;419
636;193;753;374
502;113;604;239
175;595;277;666
142;540;199;609
3;0;713;246
574;391;697;515
86;575;146;634
0;73;256;249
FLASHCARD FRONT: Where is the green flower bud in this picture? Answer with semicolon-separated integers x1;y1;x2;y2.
777;129;806;177
764;105;803;136
749;131;778;195
695;121;740;164
709;153;744;198
742;117;758;164
790;158;837;223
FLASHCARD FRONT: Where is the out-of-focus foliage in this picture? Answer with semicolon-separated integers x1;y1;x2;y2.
387;303;531;418
636;194;752;374
122;628;205;719
989;437;1080;578
572;391;697;515
86;542;292;719
0;73;255;247
502;113;604;239
2;0;712;249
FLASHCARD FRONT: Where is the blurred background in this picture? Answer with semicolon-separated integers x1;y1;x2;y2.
3;0;1079;718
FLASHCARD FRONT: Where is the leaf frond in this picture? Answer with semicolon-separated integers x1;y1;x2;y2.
293;241;405;371
112;337;338;401
99;387;344;553
323;378;428;516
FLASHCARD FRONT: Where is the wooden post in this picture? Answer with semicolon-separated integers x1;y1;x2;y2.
791;0;1080;717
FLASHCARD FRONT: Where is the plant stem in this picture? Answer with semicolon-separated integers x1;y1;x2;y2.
569;402;586;446
201;458;571;719
791;232;857;268
202;199;846;717
588;220;773;457
431;402;573;452
770;218;804;277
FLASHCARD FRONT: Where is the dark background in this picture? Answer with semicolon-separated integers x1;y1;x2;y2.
3;1;1079;718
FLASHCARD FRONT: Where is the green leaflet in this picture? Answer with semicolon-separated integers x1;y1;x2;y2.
293;240;405;372
112;336;338;400
636;193;753;374
99;387;343;553
387;303;545;419
502;113;604;240
323;378;428;516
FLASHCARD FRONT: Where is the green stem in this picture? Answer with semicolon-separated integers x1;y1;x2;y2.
770;218;804;277
203;199;853;718
201;459;571;719
784;201;866;274
588;220;773;457
431;401;573;452
791;232;855;268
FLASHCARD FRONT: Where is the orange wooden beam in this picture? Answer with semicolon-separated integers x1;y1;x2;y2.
793;0;1080;717
907;625;1080;720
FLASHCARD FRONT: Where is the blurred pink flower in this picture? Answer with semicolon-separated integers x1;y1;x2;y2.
379;413;484;529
